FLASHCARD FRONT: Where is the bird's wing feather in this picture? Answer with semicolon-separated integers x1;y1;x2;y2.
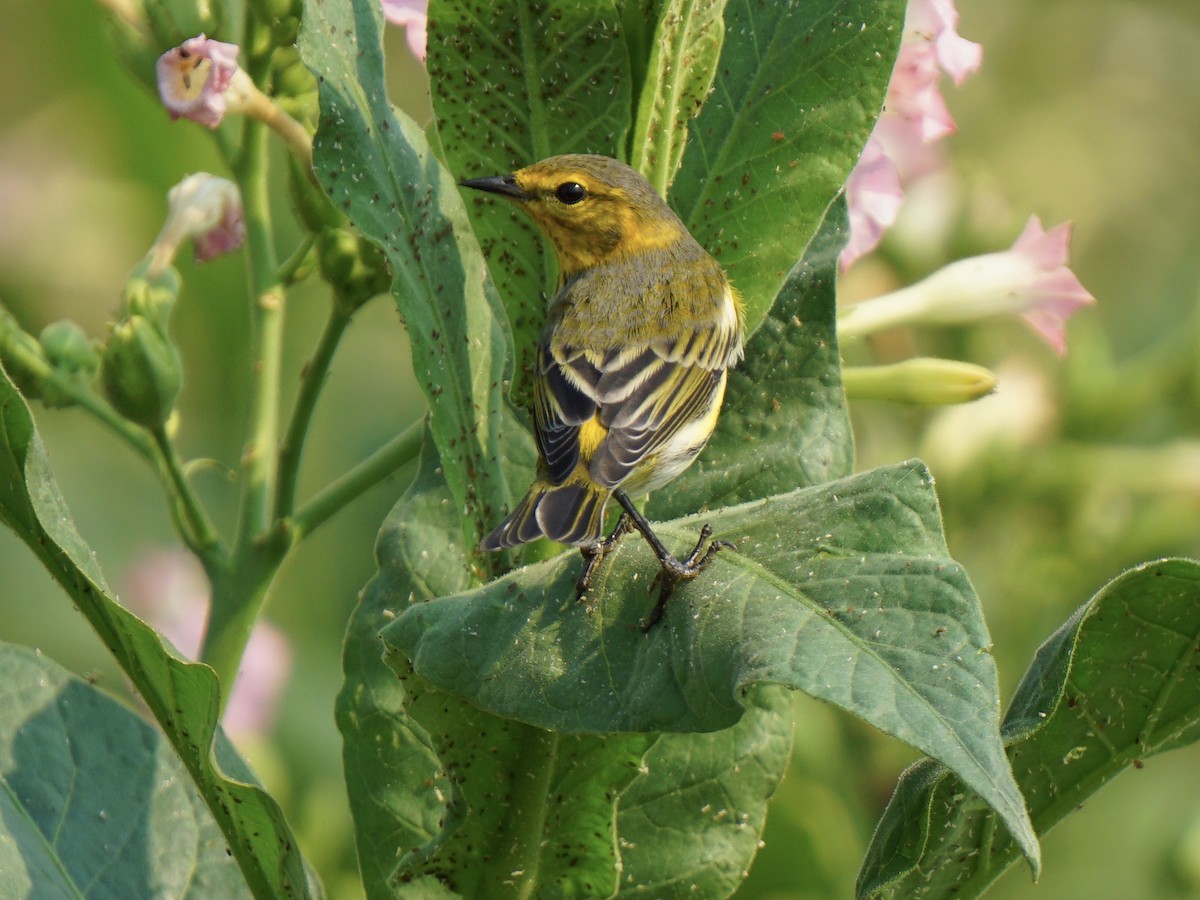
533;339;597;485
588;342;724;488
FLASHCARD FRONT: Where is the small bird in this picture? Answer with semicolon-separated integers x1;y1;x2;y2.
461;154;744;628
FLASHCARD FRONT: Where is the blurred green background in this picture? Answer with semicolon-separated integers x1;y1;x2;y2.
0;1;1197;897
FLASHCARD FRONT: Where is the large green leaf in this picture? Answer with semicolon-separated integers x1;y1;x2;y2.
427;0;633;402
340;432;795;897
336;432;654;897
857;558;1200;899
650;193;852;521
0;365;317;898
628;0;727;197
300;0;527;555
384;461;1038;869
0;643;250;898
671;0;904;333
617;684;793;896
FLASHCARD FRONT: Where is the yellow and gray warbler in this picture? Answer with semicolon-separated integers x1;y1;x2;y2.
461;154;744;627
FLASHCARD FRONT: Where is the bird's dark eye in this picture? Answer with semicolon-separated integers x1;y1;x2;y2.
555;182;587;205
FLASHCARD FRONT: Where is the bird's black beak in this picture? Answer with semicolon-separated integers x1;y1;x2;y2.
459;173;529;201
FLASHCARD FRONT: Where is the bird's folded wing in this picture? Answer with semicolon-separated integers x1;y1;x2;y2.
536;325;732;490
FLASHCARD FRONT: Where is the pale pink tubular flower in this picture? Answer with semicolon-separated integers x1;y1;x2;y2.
156;34;241;128
148;173;245;273
841;0;982;269
838;216;1096;355
842;141;904;270
124;550;293;742
1010;217;1098;354
381;0;429;62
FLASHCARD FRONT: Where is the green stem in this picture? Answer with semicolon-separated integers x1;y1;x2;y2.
274;304;352;522
232;119;285;550
200;96;289;698
291;416;424;541
278;233;317;286
150;425;225;563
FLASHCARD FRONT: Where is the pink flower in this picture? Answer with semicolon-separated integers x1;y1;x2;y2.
906;0;983;85
842;141;903;270
124;550;293;742
1009;217;1098;355
149;173;245;272
842;0;982;269
838;216;1096;355
381;0;428;62
156;35;241;128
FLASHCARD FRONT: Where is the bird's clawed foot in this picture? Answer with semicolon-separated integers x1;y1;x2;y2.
576;513;635;596
642;524;736;632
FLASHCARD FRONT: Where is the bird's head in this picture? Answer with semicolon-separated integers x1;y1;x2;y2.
460;154;689;275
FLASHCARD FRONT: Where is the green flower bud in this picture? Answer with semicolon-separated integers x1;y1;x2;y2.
38;320;100;409
122;263;181;328
842;357;998;406
101;315;182;429
0;308;48;400
317;228;391;314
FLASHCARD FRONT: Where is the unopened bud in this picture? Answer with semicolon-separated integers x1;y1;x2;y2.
122;263;181;327
38;321;100;409
101;316;182;428
842;357;997;406
317;228;390;313
0;309;48;400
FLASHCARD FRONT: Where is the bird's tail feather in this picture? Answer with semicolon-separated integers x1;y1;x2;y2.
480;480;609;550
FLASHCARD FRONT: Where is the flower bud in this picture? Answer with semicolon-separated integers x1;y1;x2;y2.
0;308;49;400
317;228;391;313
842;357;997;406
38;321;100;409
101;316;182;429
122;263;181;327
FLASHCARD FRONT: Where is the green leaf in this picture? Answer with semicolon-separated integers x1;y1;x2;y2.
651;193;852;521
0;643;250;898
857;558;1200;899
617;684;794;896
0;365;318;899
628;0;728;197
383;460;1037;870
299;0;526;553
670;0;905;332
336;433;653;896
427;0;634;402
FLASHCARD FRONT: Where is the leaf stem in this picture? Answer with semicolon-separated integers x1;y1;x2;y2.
278;234;317;287
150;424;225;562
274;303;352;522
291;415;424;541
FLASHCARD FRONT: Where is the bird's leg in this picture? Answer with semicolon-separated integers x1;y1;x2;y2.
576;512;635;596
612;490;735;630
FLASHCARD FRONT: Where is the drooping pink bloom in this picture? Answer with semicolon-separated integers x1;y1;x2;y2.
156;34;241;128
838;216;1096;355
906;0;983;85
124;550;293;742
149;172;245;272
841;0;982;269
381;0;429;62
842;141;904;271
